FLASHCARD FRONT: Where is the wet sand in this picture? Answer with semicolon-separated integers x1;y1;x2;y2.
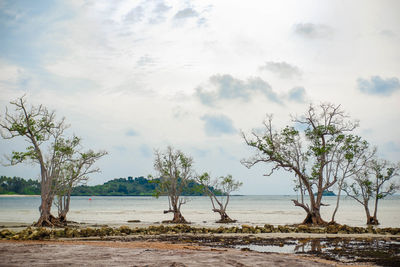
0;240;345;267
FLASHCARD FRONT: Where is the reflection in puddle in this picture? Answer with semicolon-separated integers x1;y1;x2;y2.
236;239;328;254
236;244;297;253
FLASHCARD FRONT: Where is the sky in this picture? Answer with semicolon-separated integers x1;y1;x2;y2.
0;0;399;195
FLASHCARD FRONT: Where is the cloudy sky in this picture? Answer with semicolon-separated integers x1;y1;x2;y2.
0;0;399;194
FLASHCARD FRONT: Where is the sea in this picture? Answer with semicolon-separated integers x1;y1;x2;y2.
1;195;399;228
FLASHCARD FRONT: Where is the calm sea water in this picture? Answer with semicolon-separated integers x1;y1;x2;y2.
0;195;399;227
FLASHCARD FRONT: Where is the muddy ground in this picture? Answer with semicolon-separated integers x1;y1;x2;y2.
71;234;399;266
0;240;337;267
135;234;400;266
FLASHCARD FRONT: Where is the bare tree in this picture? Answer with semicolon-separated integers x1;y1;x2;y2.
54;136;107;223
153;146;193;223
196;173;242;223
242;103;360;225
0;96;67;226
343;159;400;225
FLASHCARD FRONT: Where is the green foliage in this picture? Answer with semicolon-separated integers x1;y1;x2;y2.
71;176;221;196
0;175;222;196
0;176;40;195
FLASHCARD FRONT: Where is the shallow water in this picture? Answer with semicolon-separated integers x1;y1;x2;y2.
0;195;399;227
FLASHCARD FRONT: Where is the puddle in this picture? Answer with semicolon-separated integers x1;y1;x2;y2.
236;240;329;254
236;244;297;253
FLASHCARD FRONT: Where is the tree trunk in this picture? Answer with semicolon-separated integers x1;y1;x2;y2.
164;201;187;224
364;203;379;225
371;196;380;225
35;195;57;227
213;209;236;223
58;191;72;224
330;181;344;224
292;199;327;225
301;210;326;225
171;210;187;223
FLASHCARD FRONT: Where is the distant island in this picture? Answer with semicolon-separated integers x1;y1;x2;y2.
314;190;336;196
0;176;222;196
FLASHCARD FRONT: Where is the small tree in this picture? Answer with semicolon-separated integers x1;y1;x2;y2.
329;135;375;223
343;159;400;225
153;146;193;223
196;173;242;223
242;103;359;225
0;96;67;226
54;136;107;223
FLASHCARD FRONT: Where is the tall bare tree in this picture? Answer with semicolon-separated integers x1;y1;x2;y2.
242;103;360;225
0;96;67;226
54;136;107;223
153;146;193;223
196;173;242;223
343;159;400;225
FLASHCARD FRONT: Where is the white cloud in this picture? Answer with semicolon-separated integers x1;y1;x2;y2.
259;61;302;79
1;0;400;195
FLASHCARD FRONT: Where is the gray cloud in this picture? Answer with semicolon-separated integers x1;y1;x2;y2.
139;144;152;158
173;8;198;20
293;23;333;39
149;1;171;24
357;76;400;96
380;30;396;38
125;1;171;25
259;61;302;79
125;129;138;137
125;6;144;23
153;2;171;14
288;87;306;103
196;74;281;106
136;54;155;67
201;114;236;137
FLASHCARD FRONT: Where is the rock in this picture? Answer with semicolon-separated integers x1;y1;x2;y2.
0;229;15;239
367;225;376;234
263;224;274;233
277;225;289;233
54;229;65;238
296;225;309;233
241;225;255;233
118;225;131;234
127;220;141;223
326;225;338;234
27;230;40;240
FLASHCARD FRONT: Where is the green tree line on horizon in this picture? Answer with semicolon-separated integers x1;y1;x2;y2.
0;175;223;197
